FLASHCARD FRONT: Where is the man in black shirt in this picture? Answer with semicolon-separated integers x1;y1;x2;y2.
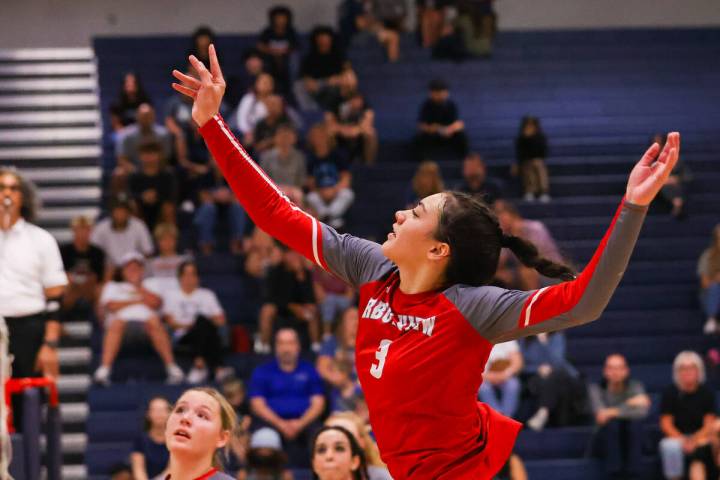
658;351;718;480
60;216;105;314
255;246;320;354
257;5;298;97
128;141;177;231
295;26;348;111
454;152;504;205
415;79;469;160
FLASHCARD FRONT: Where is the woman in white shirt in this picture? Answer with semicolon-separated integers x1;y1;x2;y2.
164;260;226;384
235;73;274;141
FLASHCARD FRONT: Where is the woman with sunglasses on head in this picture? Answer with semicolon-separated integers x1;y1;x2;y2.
164;387;237;480
171;45;679;479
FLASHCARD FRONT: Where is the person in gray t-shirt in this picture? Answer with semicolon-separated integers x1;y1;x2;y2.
589;354;650;478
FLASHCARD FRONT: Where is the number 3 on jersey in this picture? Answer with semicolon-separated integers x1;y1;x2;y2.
370;339;392;379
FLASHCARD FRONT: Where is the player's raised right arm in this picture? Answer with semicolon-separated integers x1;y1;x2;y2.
171;45;392;285
172;46;324;266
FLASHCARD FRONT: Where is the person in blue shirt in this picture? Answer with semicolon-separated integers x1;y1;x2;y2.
249;328;326;468
131;396;171;480
520;332;586;431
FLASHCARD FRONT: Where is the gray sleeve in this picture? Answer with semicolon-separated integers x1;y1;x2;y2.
445;201;647;343
588;384;607;414
321;224;394;288
617;381;650;420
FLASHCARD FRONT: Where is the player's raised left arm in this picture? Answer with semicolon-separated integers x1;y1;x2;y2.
454;134;679;343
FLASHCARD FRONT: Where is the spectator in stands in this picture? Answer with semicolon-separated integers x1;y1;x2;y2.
175;119;215;207
316;307;362;412
242;427;294;480
455;0;497;58
698;223;720;334
128;141;178;231
338;0;403;62
109;464;133;480
235;73;275;143
146;223;189;291
589;353;651;479
193;171;248;256
249;328;326;468
416;0;451;48
164;260;227;384
114;103;173;194
454;152;504;205
653;132;691;219
252;94;302;154
60;215;105;314
415;79;468;160
164;67;194;135
432;16;467;62
406;160;445;208
230;49;267;108
493;453;528;480
659;351;718;480
514;115;551;202
305;163;355;231
295;26;349;111
257;5;299;97
93;252;184;385
313;264;355;338
259;124;307;201
521;332;586;431
222;376;252;433
306;123;352;191
255;247;320;353
493;200;565;290
131;396;171;480
325;411;391;480
311;426;369;480
244;227;284;279
91;195;153;279
163;387;236;479
188;26;216;68
325;90;378;165
109;72;151;132
479;340;523;418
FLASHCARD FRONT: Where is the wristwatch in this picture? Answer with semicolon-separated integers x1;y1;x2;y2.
43;340;60;349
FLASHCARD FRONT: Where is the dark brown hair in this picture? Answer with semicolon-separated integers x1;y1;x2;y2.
435;191;575;288
311;425;368;480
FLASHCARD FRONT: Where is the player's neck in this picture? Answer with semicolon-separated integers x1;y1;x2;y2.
397;265;444;295
168;455;214;480
1;212;20;231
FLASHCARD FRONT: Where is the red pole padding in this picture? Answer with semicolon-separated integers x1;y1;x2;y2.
4;377;59;433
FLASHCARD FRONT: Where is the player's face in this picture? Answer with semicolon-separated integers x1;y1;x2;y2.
325;418;362;447
165;390;228;457
312;430;359;480
382;192;446;265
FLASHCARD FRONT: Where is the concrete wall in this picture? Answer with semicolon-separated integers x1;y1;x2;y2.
1;0;719;48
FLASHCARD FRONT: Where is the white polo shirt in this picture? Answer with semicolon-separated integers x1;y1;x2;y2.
0;219;68;317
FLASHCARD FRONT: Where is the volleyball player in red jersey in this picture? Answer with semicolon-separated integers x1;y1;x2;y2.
172;46;679;479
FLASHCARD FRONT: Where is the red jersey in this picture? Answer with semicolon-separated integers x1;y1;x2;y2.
200;116;647;479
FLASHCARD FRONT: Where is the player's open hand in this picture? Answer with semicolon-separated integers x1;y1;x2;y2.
625;132;680;206
171;44;225;127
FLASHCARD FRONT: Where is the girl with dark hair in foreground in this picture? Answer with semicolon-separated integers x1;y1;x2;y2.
171;45;680;479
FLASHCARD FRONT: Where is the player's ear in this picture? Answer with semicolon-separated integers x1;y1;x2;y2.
427;242;450;262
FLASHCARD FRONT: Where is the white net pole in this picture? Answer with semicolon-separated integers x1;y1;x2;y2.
0;316;12;480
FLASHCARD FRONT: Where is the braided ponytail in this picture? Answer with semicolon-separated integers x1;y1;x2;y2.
501;234;576;281
437;191;575;288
